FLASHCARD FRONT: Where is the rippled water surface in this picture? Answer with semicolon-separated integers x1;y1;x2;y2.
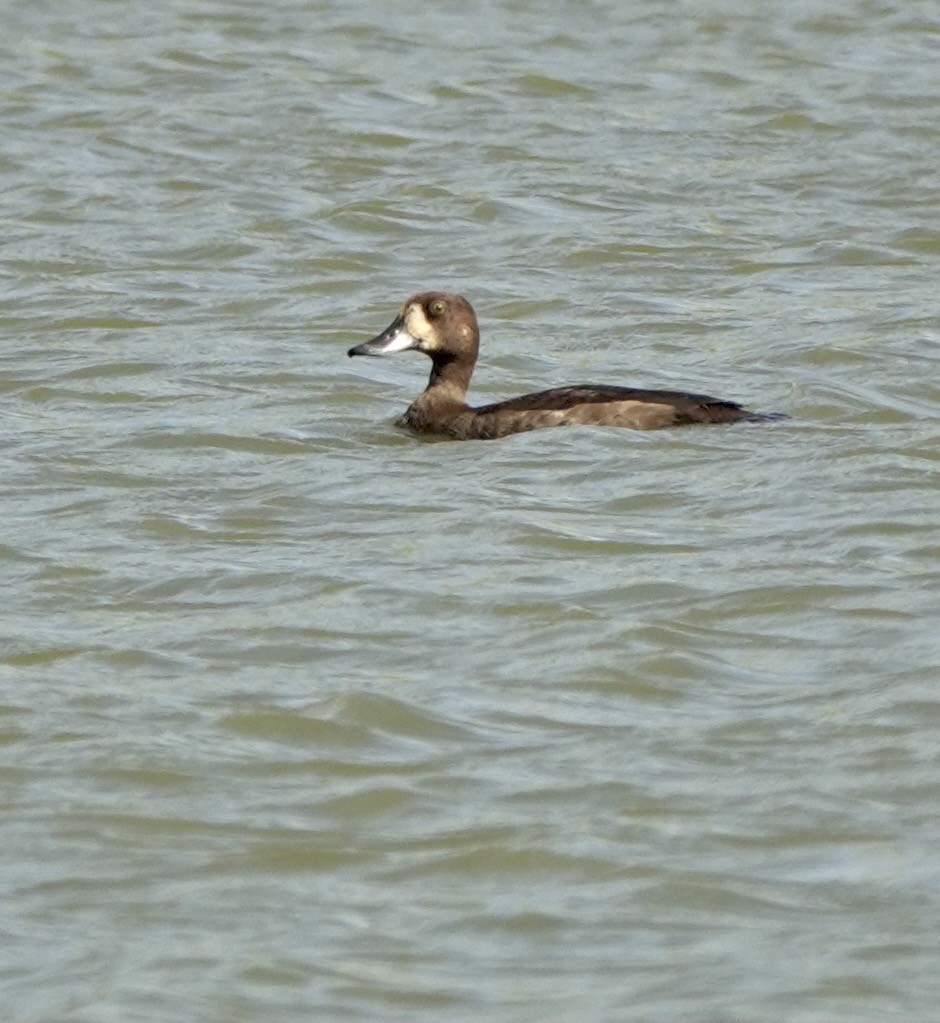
3;1;940;1020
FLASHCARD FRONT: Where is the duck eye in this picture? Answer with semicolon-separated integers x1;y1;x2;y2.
429;300;446;317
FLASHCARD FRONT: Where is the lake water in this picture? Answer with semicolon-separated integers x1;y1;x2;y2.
2;1;939;1020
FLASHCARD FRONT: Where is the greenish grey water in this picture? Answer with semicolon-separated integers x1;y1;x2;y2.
2;1;939;1020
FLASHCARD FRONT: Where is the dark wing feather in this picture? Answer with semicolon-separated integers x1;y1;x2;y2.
472;384;752;424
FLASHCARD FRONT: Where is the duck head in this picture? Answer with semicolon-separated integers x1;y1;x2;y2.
348;292;479;366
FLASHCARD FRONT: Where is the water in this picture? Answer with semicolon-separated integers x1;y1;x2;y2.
2;1;939;1020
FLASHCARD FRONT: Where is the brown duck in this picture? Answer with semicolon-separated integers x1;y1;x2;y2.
348;292;779;440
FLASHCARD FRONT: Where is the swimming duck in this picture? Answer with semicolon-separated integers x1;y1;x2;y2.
348;292;775;440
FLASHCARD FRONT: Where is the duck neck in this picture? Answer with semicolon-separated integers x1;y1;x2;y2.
426;353;473;402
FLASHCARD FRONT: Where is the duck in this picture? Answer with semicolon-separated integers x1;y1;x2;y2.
347;292;778;440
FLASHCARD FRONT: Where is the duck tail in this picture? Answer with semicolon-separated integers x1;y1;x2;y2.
740;411;790;424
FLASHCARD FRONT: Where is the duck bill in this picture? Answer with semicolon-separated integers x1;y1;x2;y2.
348;317;419;358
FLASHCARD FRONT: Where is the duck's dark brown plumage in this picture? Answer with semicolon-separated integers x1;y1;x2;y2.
348;292;776;440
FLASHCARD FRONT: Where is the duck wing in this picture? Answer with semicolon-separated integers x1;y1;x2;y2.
473;384;753;425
